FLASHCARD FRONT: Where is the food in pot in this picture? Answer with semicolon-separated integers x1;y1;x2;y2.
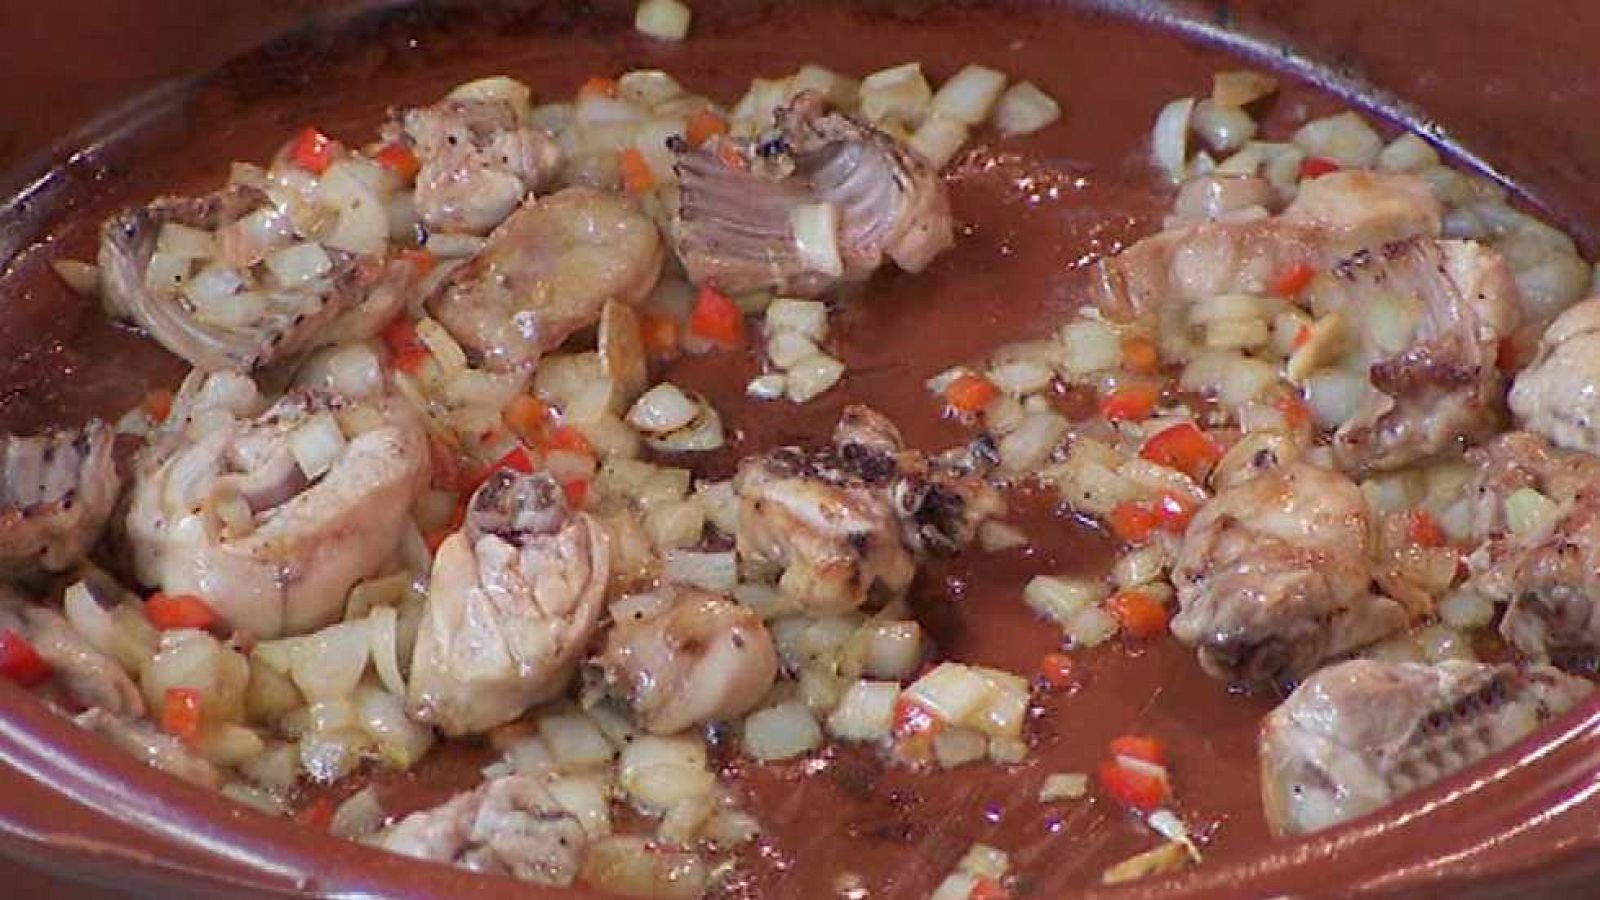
0;420;118;576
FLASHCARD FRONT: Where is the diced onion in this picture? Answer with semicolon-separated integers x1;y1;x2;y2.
264;242;333;289
1303;369;1368;429
423;232;487;259
1377;132;1440;174
663;550;738;593
1439;589;1495;630
767;330;820;370
747;374;787;400
995;81;1062;137
910;116;970;169
52;259;101;295
317;161;391;256
1059;320;1123;374
628;383;700;433
784;353;845;403
581;836;707;900
329;785;385;839
1211;70;1278;107
1292;112;1383;169
288;413;347;480
287;620;370;702
1039;772;1089;801
157;222;217;259
1024;575;1107;626
790;202;844;277
538;709;616;771
826;680;899;742
933;727;989;769
997;412;1067;473
933;65;1008;126
1190;100;1257;154
765;298;829;341
859;62;933;127
618;734;714;810
743;701;824;761
1151;97;1196;181
1505;487;1559;536
1065;604;1118;648
634;0;692;41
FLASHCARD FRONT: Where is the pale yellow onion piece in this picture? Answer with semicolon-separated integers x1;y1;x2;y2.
634;0;692;41
368;605;405;697
995;81;1061;137
790;202;844;278
1150;97;1196;182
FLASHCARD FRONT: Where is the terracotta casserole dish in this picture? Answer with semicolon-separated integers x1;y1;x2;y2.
2;1;1600;898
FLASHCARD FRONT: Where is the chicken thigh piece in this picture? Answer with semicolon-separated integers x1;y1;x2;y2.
386;88;562;236
0;420;118;577
126;372;430;639
379;774;588;886
1260;659;1590;835
1171;462;1405;687
1509;297;1600;455
672;91;953;297
426;187;663;372
596;587;778;735
408;470;610;737
1465;431;1600;668
734;405;1000;615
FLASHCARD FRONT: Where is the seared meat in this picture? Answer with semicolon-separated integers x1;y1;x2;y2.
388;95;562;236
672;91;953;297
1327;237;1520;474
596;587;778;734
1260;659;1590;835
734;405;1000;614
0;593;142;716
0;420;118;576
1281;170;1442;250
126;372;429;638
378;774;587;886
1171;462;1405;686
427;187;663;372
99;186;418;372
1509;297;1600;454
75;708;221;788
408;470;610;736
1465;431;1600;667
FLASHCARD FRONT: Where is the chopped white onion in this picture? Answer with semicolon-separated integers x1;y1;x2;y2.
1151;97;1196;181
662;550;738;593
1292;112;1383;169
627;382;700;433
909;116;970;169
317;160;391;256
994;81;1061;137
790;202;844;277
288;413;347;480
157;222;217;259
784;353;846;403
634;0;692;41
1039;772;1089;801
743;701;824;761
618;734;714;811
746;374;787;400
859;62;933;127
264;242;333;289
52;259;101;295
827;680;899;743
933;65;1008;126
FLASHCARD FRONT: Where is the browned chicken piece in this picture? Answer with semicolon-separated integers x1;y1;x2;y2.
596;586;778;735
0;592;142;716
734;406;1001;614
1509;297;1600;455
409;470;610;736
427;187;664;372
126;372;430;638
0;421;118;577
387;96;562;236
1327;237;1521;474
1281;170;1443;250
672;91;953;297
378;774;587;886
1260;659;1590;836
1465;431;1600;668
99;186;420;372
75;708;222;788
1171;462;1406;687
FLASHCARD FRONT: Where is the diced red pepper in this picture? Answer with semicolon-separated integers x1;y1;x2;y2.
1140;422;1223;481
640;312;681;361
372;142;421;181
296;796;336;831
619;148;656;194
141;388;175;424
1299;155;1341;180
161;687;203;743
503;394;550;445
288;127;339;175
545;425;595;459
1406;509;1447;548
1152;492;1197;532
494;445;537;474
1109;734;1167;766
1039;652;1077;689
892;696;942;740
562;478;590;509
970;878;1012;900
396;247;437;276
381;316;431;374
687;287;746;348
145;593;220;631
1270;261;1317;298
1121;336;1160;374
0;629;51;687
1100;385;1160;422
1098;757;1171;812
1105;589;1170;639
685;109;729;148
578;76;618;99
1109;501;1159;544
945;373;999;415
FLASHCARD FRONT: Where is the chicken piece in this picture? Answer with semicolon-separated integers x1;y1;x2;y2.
1171;462;1406;686
408;470;610;736
388;95;562;236
0;593;142;716
75;708;221;788
672;90;953;297
126;372;429;638
0;420;118;577
427;187;663;372
1464;431;1600;667
99;186;420;372
1260;659;1590;835
379;775;587;886
734;406;1000;614
1328;237;1521;474
1281;170;1443;250
597;587;778;734
1509;297;1600;455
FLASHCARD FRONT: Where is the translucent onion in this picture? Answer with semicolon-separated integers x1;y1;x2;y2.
784;353;846;403
933;65;1008;126
995;81;1062;137
634;0;692;41
826;680;899;743
1151;97;1196;182
743;701;824;761
790;202;845;277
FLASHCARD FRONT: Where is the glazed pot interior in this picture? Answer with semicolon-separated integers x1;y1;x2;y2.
3;2;1600;898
